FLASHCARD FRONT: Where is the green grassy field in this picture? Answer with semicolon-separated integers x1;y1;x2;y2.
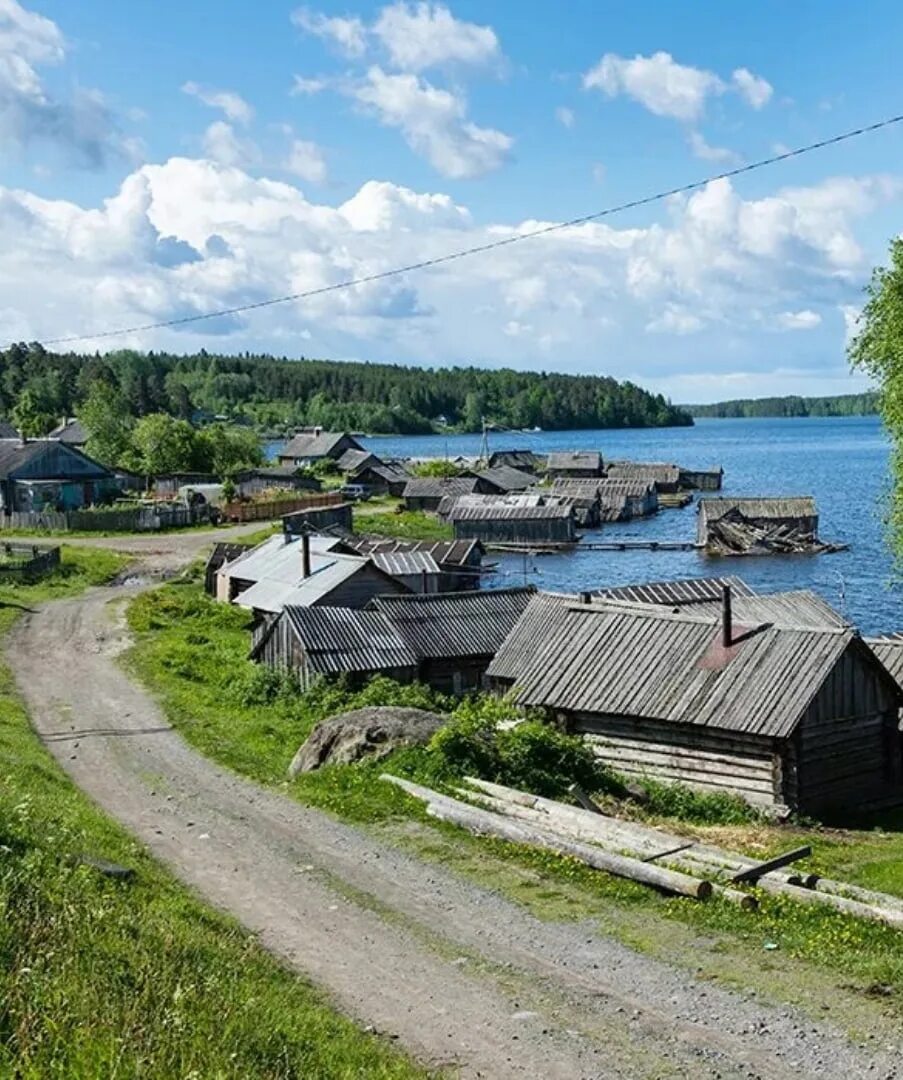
0;564;425;1079
353;507;453;541
125;581;903;1015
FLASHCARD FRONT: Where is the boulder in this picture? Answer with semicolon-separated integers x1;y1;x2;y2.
288;706;447;777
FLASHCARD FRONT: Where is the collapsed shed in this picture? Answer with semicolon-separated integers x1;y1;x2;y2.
503;591;903;815
697;497;830;555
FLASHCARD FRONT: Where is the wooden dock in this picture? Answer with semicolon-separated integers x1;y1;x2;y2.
487;539;701;554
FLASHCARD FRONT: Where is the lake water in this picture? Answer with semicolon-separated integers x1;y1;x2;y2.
273;416;903;635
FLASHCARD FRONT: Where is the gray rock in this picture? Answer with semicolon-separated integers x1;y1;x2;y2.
288;706;447;777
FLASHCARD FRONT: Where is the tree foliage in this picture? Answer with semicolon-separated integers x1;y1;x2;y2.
689;392;879;419
0;343;692;438
80;381;134;466
849;237;903;551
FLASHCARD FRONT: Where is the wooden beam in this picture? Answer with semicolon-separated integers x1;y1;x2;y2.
730;845;811;884
642;842;697;864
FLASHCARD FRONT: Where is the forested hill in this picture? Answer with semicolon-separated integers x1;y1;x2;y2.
0;344;692;435
687;391;879;419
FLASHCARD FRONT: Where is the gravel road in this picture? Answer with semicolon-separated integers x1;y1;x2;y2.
5;539;902;1078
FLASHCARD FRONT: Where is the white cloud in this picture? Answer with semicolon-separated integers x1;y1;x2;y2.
732;67;773;109
373;2;500;71
285;137;327;183
583;51;773;122
201;121;259;168
583;51;725;121
647;304;704;335
555;106;575;129
291;7;367;58
592;162;606;184
776;309;821;330
291;74;329;96
0;0;120;166
351;66;512;178
182;81;254;125
687;130;739;164
1;155;898;397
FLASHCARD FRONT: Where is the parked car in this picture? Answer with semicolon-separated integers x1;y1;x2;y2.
339;483;372;502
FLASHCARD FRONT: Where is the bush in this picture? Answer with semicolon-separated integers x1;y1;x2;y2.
636;777;762;826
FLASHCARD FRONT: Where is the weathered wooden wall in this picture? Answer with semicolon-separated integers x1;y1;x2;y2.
452;516;575;545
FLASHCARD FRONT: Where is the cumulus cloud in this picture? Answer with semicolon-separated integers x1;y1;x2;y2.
291;74;329;96
372;2;500;71
775;309;821;330
1;156;897;397
285;137;327;183
732;67;773;109
0;0;121;166
351;66;512;178
583;51;772;122
555;106;575;129
201;121;259;168
291;7;367;57
687;130;739;164
182;81;254;125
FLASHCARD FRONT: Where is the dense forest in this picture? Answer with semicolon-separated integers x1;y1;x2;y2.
688;391;879;419
0;343;691;436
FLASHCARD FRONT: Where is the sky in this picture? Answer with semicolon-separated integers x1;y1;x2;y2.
2;1;903;403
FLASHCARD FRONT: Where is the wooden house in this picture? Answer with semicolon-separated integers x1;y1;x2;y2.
678;466;724;491
402;476;495;512
697;497;819;547
448;501;576;545
369;586;536;694
545;451;602;479
204;542;253;595
216;533;409;615
250;606;418;690
277;430;364;468
350;461;408;496
282;502;354;537
336;448;381;474
0;440;117;514
475;466;537;493
500;590;903;815
605;461;681;494
234;467;321;498
551;477;657;522
487;449;541;473
48;418;88;447
348;538;484;592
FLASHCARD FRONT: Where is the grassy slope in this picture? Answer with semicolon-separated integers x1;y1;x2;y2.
0;562;423;1079
125;581;903;1018
353;499;453;542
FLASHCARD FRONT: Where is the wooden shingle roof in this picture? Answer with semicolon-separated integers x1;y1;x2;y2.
699;497;817;523
402;476;481;499
546;451;601;472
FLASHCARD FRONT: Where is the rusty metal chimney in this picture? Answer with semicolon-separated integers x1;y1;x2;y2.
721;583;732;648
301;532;311;579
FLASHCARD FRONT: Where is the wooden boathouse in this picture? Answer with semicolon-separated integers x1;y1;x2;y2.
448;501;576;545
697;497;819;548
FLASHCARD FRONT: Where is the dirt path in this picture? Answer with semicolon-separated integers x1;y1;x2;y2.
6;583;903;1079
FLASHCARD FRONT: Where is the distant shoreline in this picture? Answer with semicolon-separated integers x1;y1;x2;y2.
684;391;879;420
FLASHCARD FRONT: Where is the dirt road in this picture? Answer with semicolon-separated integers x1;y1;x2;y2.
6;547;903;1077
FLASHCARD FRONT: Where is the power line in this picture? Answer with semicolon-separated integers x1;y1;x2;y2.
27;111;903;349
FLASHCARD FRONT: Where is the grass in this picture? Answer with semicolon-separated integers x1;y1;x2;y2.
0;546;129;607
125;581;903;1017
0;567;425;1078
353;506;453;541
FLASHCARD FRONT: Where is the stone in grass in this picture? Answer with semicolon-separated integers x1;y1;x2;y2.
68;854;137;882
288;707;447;777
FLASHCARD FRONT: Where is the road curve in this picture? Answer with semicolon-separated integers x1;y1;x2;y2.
6;585;902;1080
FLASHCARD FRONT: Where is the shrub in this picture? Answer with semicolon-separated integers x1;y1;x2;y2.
636;777;762;826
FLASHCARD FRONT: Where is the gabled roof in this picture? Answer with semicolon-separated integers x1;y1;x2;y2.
279;431;362;460
546;451;601;471
606;461;680;484
403;476;481;499
487;591;577;681
597;576;754;607
337;448;380;473
0;439;112;481
0;421;19;439
48;418;88;444
699;497;818;522
370;586;536;660
348;537;483;568
447;501;573;522
689;590;847;629
475;466;536;492
865;633;903;684
369;550;441;578
512;600;863;738
274;606;418;674
487;449;540;471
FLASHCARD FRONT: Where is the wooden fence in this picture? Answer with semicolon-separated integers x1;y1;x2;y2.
221;492;344;523
0;504;211;533
0;543;61;582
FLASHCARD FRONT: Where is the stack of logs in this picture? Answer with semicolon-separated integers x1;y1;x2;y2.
382;774;903;928
706;509;847;556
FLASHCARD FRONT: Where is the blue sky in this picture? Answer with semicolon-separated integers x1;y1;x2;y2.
3;0;903;401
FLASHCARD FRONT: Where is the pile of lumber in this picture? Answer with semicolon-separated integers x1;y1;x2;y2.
382;774;903;927
706;510;846;556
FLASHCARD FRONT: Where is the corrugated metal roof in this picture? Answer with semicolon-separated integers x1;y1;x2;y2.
699;497;818;523
403;477;481;498
513;601;856;738
476;466;537;492
370;550;441;577
348;537;482;566
546;451;601;471
281;606;418;674
597;576;755;607
606;461;680;484
371;586;536;659
448;502;573;522
486;592;577;681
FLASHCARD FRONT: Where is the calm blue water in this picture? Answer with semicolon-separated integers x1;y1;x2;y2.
271;417;903;635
